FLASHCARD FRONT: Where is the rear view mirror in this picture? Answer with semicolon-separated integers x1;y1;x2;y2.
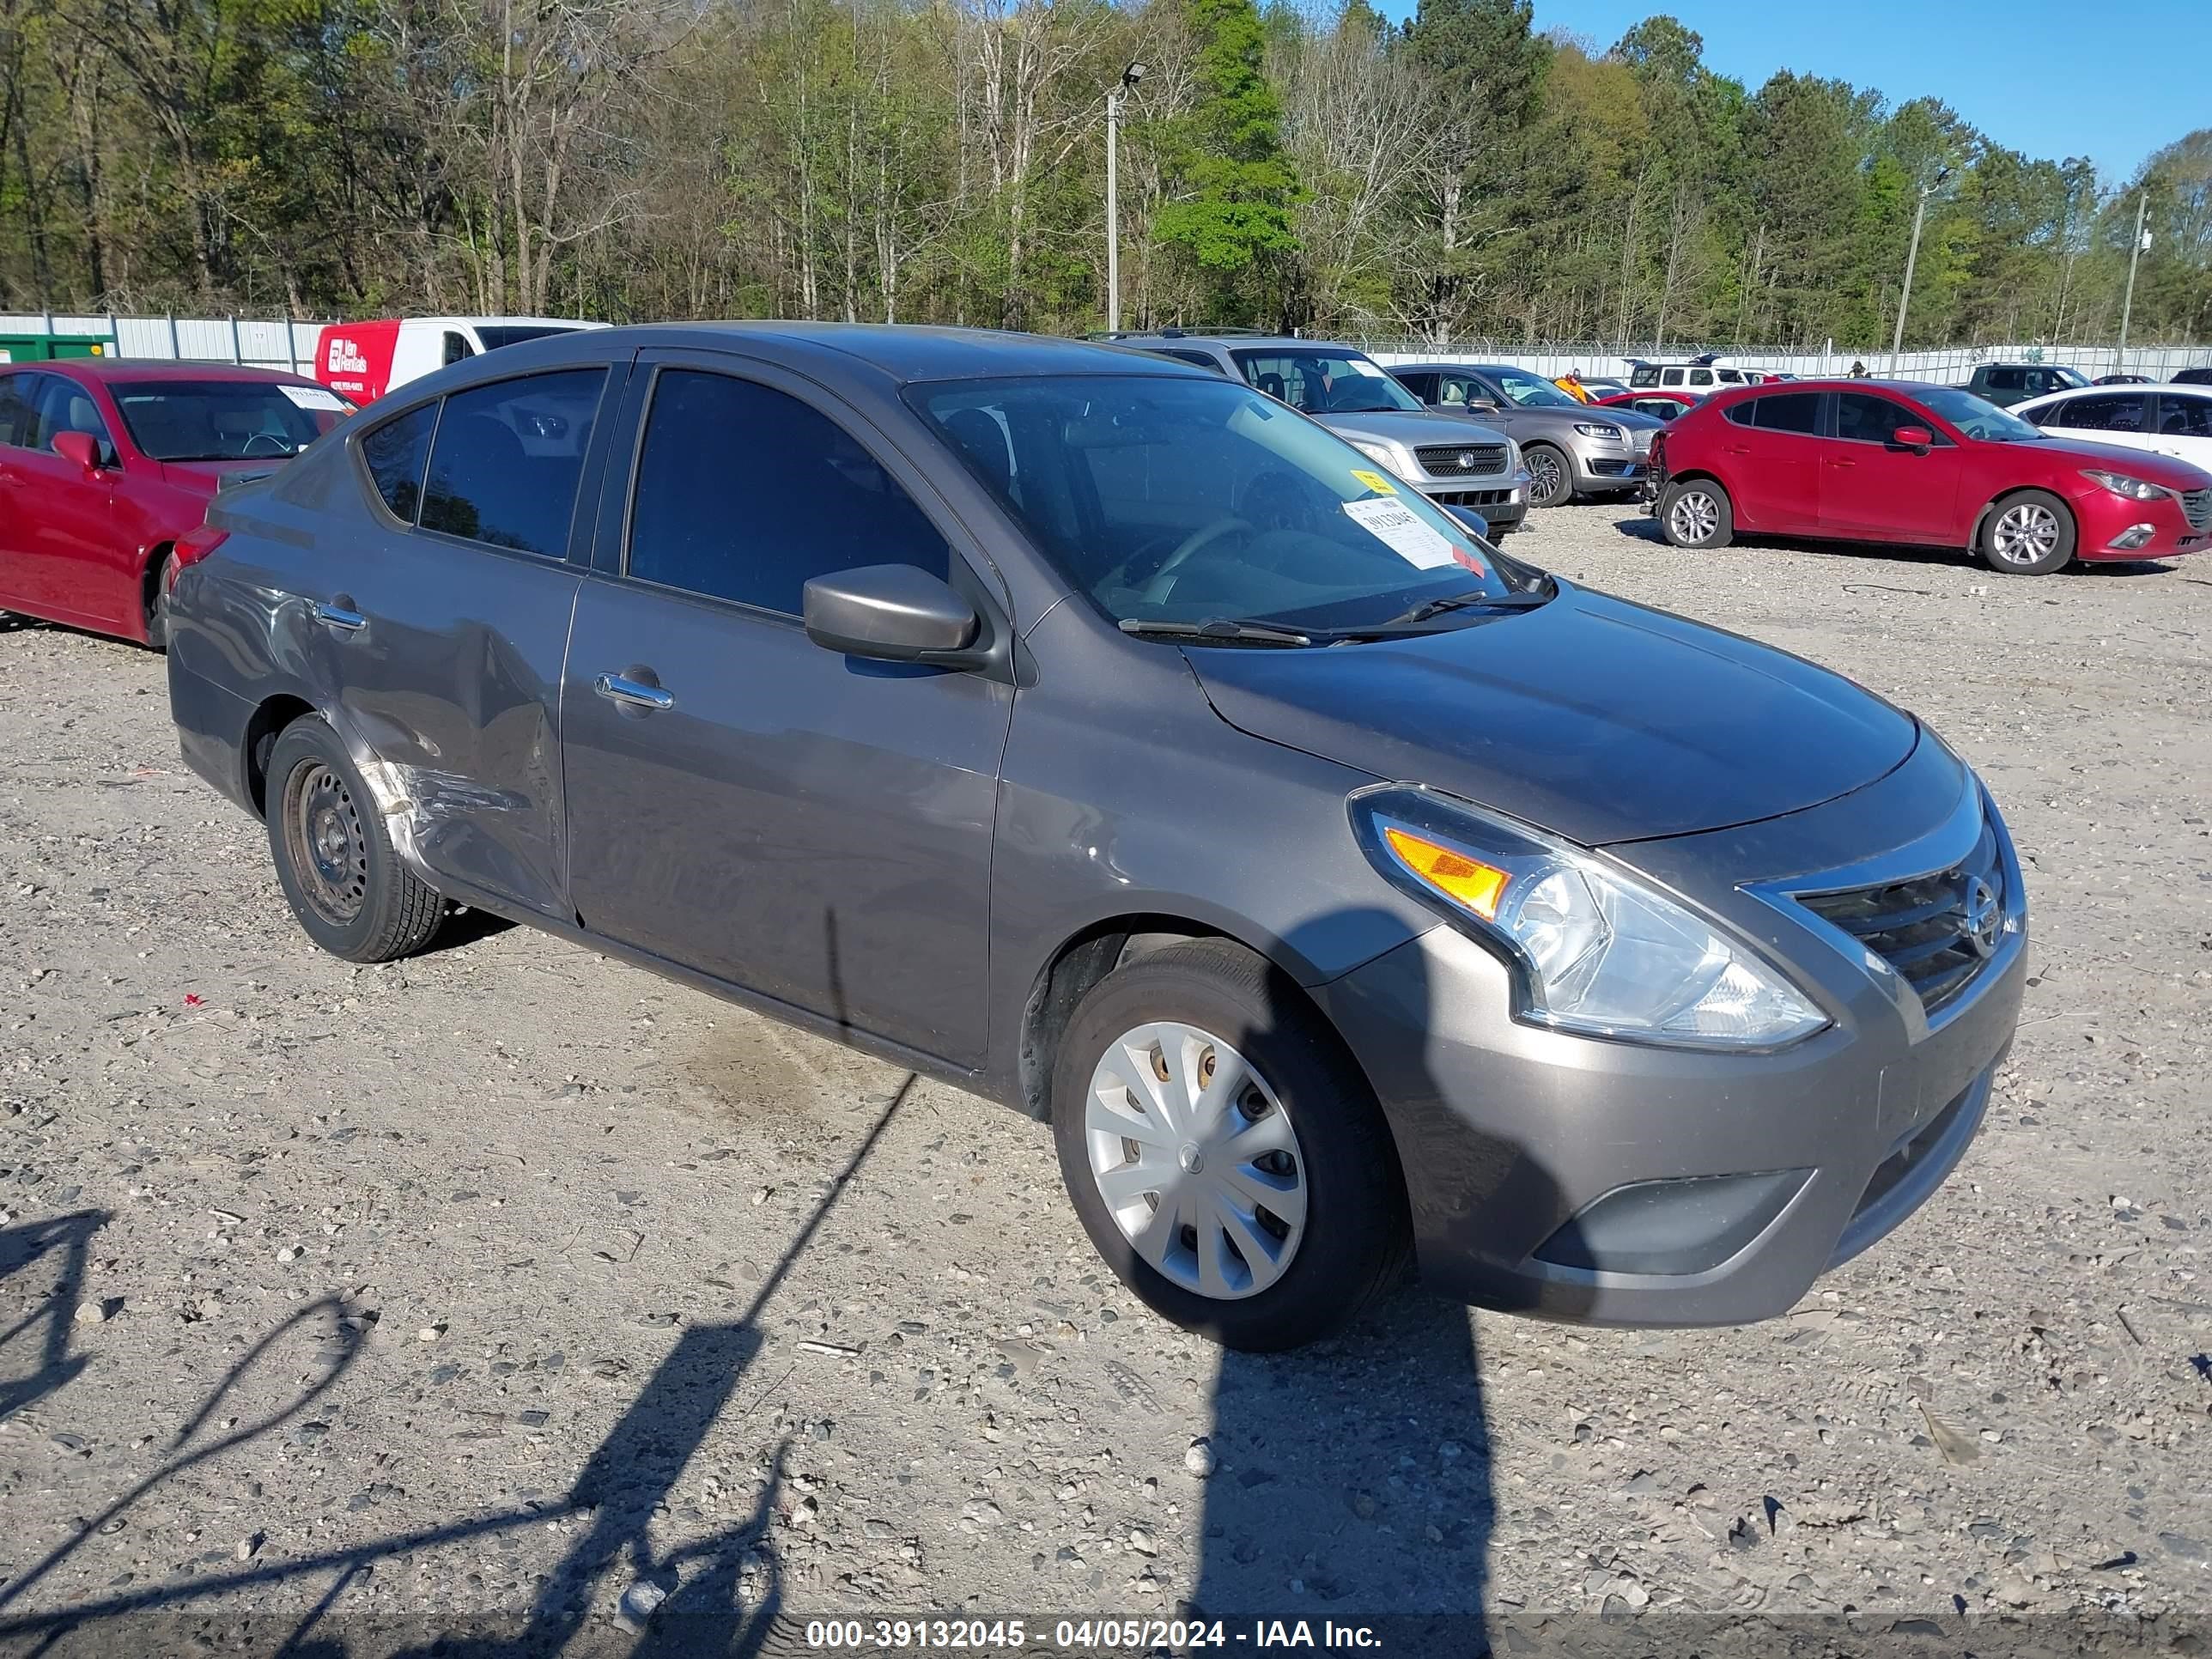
804;564;980;663
1892;425;1934;453
52;431;100;471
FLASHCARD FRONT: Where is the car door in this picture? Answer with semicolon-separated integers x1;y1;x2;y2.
1818;391;1965;542
2147;391;2212;471
0;373;129;629
1713;391;1824;532
313;363;618;921
560;352;1012;1068
0;370;54;612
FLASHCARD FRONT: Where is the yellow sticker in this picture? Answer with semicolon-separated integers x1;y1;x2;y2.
1351;468;1398;495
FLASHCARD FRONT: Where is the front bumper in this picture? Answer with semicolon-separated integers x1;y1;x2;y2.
1571;442;1650;492
1414;478;1528;532
1316;734;2027;1328
2069;484;2211;560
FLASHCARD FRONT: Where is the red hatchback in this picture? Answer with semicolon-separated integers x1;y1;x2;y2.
0;360;352;645
1650;380;2212;575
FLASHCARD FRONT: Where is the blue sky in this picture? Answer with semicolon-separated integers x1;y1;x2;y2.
1370;0;2210;185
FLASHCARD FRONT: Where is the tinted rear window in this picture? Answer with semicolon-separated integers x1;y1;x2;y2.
418;369;605;556
361;403;435;521
1752;392;1821;434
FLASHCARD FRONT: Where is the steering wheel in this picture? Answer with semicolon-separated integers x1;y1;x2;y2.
242;431;294;457
1139;516;1253;606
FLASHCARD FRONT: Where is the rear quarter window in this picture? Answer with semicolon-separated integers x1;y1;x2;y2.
360;402;436;522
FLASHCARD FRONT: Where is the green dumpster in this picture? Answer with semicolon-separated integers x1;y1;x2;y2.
0;331;116;363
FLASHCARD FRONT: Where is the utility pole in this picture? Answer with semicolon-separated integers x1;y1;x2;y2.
1104;61;1146;333
2117;190;2148;376
1890;167;1949;372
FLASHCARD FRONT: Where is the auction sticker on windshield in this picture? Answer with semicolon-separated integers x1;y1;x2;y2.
280;384;350;411
1342;497;1463;569
1350;468;1398;495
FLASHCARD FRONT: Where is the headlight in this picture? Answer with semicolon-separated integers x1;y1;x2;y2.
2081;469;2167;502
1349;440;1406;474
1573;422;1625;441
1352;787;1829;1050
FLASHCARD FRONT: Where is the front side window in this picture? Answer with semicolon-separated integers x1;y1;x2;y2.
916;374;1544;640
2045;392;2147;433
626;369;948;615
109;380;344;461
1834;393;1923;445
361;402;436;521
33;375;116;460
418;368;605;556
1230;349;1425;416
1750;392;1821;434
2158;394;2212;440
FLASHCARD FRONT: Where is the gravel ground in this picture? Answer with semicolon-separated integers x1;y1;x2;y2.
1;505;2209;1656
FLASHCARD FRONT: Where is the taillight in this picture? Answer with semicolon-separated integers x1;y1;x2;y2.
169;524;229;591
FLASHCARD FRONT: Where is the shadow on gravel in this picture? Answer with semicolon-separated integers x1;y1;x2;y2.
0;1209;108;1421
0;1077;915;1657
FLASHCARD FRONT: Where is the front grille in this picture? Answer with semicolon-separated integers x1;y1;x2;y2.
1413;443;1508;478
1425;487;1513;508
2183;487;2211;533
1798;813;2006;1016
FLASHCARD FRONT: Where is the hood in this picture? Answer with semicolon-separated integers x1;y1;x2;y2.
1495;404;1664;435
2027;435;2212;492
1314;409;1511;449
1187;583;1920;846
159;457;293;493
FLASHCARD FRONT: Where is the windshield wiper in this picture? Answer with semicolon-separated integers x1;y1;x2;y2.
1118;617;1314;647
1369;588;1554;629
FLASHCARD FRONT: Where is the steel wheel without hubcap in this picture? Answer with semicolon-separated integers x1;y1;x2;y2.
1084;1021;1308;1300
1990;501;2061;568
1668;488;1720;544
283;762;369;926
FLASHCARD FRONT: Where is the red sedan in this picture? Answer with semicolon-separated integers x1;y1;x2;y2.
0;360;352;645
1650;380;2212;575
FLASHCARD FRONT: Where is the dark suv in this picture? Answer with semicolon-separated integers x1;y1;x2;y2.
1105;331;1529;532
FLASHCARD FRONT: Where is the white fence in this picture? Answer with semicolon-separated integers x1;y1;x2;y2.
0;312;325;375
10;309;2211;387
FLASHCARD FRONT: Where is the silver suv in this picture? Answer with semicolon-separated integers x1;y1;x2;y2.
1391;362;1663;509
1109;331;1530;532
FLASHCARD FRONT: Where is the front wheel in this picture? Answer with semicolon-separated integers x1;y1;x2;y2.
264;716;446;962
1658;477;1735;549
1524;443;1573;508
1051;940;1408;1351
1979;490;2075;575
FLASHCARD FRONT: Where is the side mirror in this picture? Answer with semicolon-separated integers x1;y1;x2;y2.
1891;425;1934;453
803;564;980;663
52;431;101;471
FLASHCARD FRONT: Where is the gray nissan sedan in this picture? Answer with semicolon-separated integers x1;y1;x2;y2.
166;324;2027;1352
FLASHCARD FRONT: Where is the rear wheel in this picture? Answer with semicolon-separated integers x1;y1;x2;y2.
1979;489;2074;575
1051;939;1408;1351
264;717;445;962
1659;477;1734;549
1524;443;1573;509
143;552;177;649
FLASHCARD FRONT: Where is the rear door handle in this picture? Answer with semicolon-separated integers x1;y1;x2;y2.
313;600;368;633
1827;458;1856;469
594;672;674;713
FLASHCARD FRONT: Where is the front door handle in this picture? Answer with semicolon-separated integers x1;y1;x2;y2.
313;600;368;633
594;672;674;713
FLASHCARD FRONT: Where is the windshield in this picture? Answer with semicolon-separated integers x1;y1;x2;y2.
475;325;586;351
1230;349;1425;416
2052;367;2089;390
1912;385;2045;442
1486;368;1583;410
913;375;1546;640
111;380;352;461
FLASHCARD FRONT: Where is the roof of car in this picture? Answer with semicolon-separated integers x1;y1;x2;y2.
19;359;323;385
524;321;1220;384
1099;331;1371;355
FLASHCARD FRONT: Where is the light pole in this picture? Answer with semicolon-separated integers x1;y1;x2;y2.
2117;190;2148;376
1105;60;1145;333
1889;165;1949;372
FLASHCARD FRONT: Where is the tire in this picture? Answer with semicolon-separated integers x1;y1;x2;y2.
264;716;445;962
1658;477;1735;549
143;552;176;650
1051;939;1408;1351
1524;443;1574;509
1978;489;2075;575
